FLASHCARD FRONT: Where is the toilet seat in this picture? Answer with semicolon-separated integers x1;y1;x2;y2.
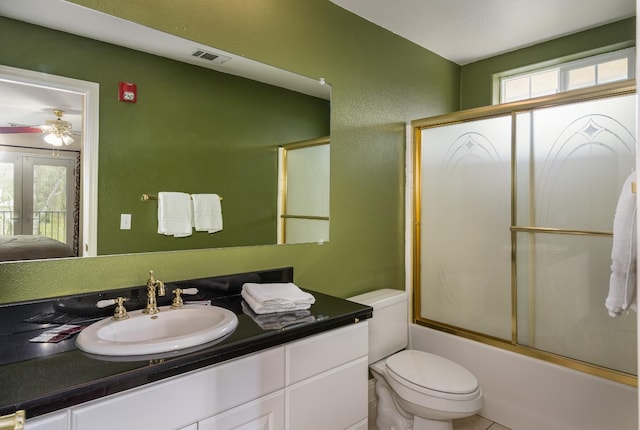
385;350;480;401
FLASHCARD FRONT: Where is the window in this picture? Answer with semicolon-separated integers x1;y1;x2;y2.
499;48;635;103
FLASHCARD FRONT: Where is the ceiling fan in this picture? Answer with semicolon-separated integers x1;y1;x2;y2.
42;109;75;146
0;109;77;146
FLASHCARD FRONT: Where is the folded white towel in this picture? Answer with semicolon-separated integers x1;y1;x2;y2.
157;192;193;237
606;173;637;317
241;282;315;314
241;301;315;330
192;194;223;233
241;289;312;314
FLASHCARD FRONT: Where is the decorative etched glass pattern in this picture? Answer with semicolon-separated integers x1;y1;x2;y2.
420;116;512;340
515;94;636;373
418;92;637;376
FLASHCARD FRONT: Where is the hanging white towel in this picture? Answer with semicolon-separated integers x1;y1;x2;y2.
241;282;315;314
191;194;223;233
605;173;637;317
157;192;193;237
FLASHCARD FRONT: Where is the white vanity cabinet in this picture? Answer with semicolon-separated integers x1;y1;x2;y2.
70;347;285;430
285;323;369;430
24;411;67;430
197;391;285;429
25;322;368;430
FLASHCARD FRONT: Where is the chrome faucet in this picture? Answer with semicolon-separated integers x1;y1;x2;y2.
143;270;165;315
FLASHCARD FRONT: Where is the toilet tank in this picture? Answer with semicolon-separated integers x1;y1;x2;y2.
348;289;408;363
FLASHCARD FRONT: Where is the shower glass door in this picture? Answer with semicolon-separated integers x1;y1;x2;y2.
415;83;637;383
514;95;636;374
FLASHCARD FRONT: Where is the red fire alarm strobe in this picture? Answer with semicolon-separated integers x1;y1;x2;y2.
118;82;137;103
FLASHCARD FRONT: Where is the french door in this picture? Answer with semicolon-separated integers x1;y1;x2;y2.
0;149;77;249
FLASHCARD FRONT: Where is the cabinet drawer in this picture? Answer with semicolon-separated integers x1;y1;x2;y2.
286;322;367;384
71;347;285;430
287;356;368;430
25;411;67;430
198;390;284;430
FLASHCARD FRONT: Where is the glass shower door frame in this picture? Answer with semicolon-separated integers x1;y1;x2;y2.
412;80;637;386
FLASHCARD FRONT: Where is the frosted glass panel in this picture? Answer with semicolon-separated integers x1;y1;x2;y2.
516;94;636;230
281;143;329;244
285;218;329;244
420;116;512;339
516;232;636;374
286;145;329;217
417;90;637;378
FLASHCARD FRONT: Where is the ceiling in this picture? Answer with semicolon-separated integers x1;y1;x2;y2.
330;0;636;65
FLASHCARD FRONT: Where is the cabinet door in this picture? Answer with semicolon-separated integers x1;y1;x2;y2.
198;391;284;430
287;357;368;430
71;347;285;430
25;411;67;430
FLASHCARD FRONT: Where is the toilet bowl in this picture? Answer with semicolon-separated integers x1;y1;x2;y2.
371;350;483;430
348;289;484;430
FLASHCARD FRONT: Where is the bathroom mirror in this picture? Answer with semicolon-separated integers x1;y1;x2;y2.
0;1;331;259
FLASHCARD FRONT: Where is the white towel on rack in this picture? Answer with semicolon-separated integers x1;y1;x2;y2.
606;173;637;317
191;194;223;233
157;192;193;237
241;282;315;314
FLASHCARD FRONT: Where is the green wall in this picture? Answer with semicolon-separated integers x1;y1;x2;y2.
0;0;459;304
460;18;636;109
0;17;330;254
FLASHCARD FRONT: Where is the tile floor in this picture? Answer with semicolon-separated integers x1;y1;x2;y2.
453;414;511;430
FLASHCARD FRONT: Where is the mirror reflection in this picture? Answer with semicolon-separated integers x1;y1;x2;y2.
0;2;331;260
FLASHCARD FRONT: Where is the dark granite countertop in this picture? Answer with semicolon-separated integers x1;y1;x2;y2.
0;268;372;420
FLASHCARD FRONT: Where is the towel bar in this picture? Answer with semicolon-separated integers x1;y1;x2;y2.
141;193;222;201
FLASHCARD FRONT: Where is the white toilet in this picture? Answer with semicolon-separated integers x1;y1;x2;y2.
349;289;483;430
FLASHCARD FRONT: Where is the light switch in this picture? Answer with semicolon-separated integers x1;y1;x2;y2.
120;213;132;230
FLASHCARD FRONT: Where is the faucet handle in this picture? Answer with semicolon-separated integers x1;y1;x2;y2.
170;288;199;309
181;288;198;295
96;297;129;320
112;297;129;320
97;297;127;308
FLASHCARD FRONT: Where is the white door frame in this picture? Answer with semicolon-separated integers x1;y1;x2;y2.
0;64;99;256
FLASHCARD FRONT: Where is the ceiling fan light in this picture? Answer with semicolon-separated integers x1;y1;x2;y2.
44;132;64;146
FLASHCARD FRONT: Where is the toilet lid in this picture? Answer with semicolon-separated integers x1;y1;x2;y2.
385;350;479;395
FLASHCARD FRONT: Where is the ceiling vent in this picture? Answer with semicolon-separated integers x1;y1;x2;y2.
191;49;231;65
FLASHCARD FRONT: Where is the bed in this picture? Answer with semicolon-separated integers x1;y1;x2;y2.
0;235;76;261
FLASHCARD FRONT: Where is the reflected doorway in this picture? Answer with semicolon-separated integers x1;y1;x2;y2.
0;149;79;253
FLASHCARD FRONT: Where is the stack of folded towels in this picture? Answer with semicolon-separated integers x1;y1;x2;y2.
241;282;316;314
241;302;315;330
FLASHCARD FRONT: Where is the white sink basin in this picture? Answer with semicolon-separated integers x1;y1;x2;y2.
76;305;238;356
